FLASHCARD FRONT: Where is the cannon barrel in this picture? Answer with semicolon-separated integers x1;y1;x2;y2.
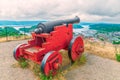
34;16;80;34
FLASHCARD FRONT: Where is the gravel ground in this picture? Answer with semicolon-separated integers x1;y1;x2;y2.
65;53;120;80
1;40;120;80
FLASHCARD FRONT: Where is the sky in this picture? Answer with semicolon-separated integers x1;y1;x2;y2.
0;0;120;23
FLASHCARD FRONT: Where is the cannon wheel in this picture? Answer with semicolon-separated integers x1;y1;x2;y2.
68;36;84;62
13;43;27;60
41;51;62;76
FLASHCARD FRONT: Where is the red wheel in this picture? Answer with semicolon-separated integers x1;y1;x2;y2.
68;36;84;62
41;51;62;76
13;43;27;60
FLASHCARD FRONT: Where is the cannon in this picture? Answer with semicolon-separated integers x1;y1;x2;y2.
34;16;80;34
13;16;84;76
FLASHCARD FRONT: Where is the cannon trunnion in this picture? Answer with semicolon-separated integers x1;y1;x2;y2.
13;16;84;76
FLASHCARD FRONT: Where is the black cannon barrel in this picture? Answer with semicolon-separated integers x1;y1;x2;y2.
34;16;80;34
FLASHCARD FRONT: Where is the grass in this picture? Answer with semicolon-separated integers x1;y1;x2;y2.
85;38;117;60
77;54;86;64
27;60;65;80
18;58;29;68
15;50;86;80
68;54;87;71
0;35;31;42
25;60;53;80
72;54;86;66
39;72;53;80
13;37;120;80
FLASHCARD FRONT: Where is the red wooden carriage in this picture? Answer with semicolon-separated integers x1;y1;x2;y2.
13;16;84;76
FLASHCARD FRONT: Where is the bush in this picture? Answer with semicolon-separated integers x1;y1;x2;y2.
116;53;120;62
112;40;120;45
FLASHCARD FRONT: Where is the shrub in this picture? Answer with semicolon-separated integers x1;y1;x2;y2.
116;53;120;62
112;40;120;45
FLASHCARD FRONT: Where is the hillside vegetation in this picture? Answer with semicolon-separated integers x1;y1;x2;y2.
0;27;19;37
19;25;37;33
89;23;120;32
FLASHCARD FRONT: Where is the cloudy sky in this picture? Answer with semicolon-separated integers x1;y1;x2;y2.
0;0;120;23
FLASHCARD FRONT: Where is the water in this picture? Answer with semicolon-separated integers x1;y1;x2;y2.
73;25;90;33
13;26;31;30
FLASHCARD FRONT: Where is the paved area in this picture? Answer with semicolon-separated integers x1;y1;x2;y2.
1;40;120;80
0;40;35;80
65;53;120;80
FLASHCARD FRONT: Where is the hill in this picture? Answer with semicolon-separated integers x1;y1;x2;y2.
0;20;46;26
89;23;120;32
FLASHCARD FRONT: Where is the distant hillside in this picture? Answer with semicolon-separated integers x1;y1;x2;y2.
0;21;46;26
73;24;82;29
89;23;120;32
19;25;37;33
80;22;94;25
0;27;19;37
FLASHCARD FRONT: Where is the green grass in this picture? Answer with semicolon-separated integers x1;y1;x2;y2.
18;58;29;68
17;52;87;80
39;67;63;80
39;72;53;80
67;54;87;72
73;54;87;66
27;61;53;80
33;63;41;76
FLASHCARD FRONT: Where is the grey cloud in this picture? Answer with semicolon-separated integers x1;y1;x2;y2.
0;0;120;23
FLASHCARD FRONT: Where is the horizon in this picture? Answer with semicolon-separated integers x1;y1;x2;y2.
0;20;120;24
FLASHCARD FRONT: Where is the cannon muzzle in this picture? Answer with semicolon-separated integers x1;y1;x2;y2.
34;16;80;34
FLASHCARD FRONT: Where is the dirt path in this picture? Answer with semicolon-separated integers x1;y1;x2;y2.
0;40;120;80
65;53;120;80
0;40;35;80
